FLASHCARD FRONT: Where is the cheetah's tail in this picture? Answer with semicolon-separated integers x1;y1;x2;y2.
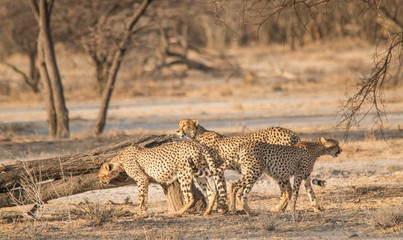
188;158;229;177
311;178;326;187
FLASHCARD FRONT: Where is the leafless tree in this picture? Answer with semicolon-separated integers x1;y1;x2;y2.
51;0;143;94
337;0;403;135
0;0;40;93
150;1;216;76
29;0;69;138
91;0;154;135
217;0;402;135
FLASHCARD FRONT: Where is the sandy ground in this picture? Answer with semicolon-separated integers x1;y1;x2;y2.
0;136;402;239
0;43;403;239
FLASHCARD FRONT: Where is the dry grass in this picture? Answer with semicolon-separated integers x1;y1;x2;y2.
371;206;403;230
72;198;129;227
4;162;48;240
20;221;48;240
8;163;46;221
260;214;278;232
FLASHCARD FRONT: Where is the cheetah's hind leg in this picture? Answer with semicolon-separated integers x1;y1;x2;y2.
304;177;324;212
230;176;255;215
170;170;195;217
237;183;258;215
194;177;216;216
229;182;238;213
270;179;291;212
170;197;195;217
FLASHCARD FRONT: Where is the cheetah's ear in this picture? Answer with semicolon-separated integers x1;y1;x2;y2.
192;119;199;127
319;137;327;146
102;163;110;171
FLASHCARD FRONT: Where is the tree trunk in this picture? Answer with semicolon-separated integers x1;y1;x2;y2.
36;39;57;137
28;52;41;93
37;0;69;138
0;134;207;214
29;0;69;138
162;180;206;213
94;60;109;94
94;0;153;135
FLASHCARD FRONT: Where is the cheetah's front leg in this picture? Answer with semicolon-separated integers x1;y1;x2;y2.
137;178;149;213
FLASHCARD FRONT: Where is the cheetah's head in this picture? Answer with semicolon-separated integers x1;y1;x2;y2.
98;162;124;185
319;137;342;158
176;119;199;139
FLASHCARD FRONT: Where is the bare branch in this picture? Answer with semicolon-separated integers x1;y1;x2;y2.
94;0;154;135
338;36;403;136
2;61;30;83
28;0;40;22
378;5;403;31
48;0;55;13
1;61;40;93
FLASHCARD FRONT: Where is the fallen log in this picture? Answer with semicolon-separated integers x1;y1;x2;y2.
0;134;207;213
0;134;173;192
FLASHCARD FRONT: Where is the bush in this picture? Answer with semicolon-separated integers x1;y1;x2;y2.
370;206;403;229
72;199;126;226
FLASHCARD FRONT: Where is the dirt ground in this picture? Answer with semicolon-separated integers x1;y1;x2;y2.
0;42;403;239
0;133;402;239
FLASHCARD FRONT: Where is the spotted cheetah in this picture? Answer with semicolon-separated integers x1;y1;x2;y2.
176;119;300;172
176;119;327;213
98;141;227;216
176;120;298;208
229;137;341;215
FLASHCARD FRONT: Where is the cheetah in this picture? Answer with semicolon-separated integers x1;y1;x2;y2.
98;141;227;216
176;119;300;173
229;137;341;215
176;119;327;213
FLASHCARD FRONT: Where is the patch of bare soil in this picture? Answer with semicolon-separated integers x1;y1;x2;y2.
0;183;402;239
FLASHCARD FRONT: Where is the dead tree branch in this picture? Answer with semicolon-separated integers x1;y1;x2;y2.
0;134;206;213
338;37;403;136
0;134;174;207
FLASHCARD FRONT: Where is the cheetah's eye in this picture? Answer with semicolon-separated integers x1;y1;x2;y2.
106;164;113;171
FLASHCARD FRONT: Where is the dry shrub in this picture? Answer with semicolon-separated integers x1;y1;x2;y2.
354;186;385;195
8;163;47;240
22;221;48;240
261;214;278;232
386;165;402;172
9;163;46;221
370;206;403;229
143;230;178;240
72;199;127;226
